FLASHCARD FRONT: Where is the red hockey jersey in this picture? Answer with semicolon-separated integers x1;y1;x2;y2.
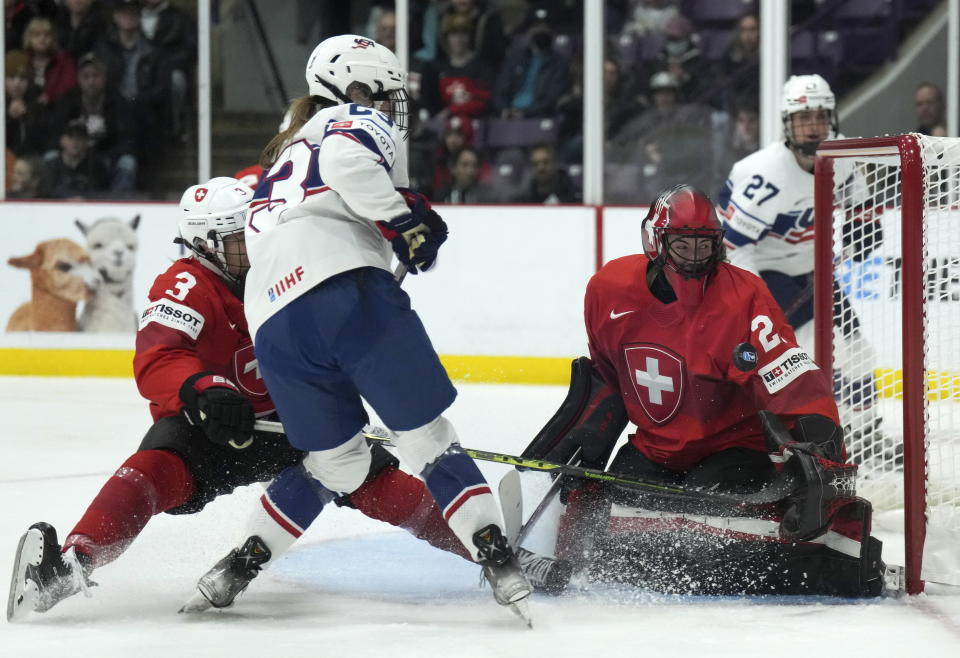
133;258;273;421
585;255;839;470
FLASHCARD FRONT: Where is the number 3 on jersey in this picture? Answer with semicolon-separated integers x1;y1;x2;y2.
751;314;782;352
165;271;197;301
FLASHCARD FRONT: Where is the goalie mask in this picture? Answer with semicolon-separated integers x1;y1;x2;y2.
781;74;837;157
641;185;725;307
305;34;409;136
177;177;253;291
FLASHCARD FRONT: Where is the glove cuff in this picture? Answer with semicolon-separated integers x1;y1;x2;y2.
179;371;240;409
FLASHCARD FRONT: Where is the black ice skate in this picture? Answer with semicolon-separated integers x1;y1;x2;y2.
515;548;573;595
7;522;94;622
179;535;271;613
473;524;533;627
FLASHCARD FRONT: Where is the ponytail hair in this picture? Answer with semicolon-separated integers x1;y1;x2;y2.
259;95;335;168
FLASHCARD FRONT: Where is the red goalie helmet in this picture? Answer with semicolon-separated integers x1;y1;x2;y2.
641;185;725;305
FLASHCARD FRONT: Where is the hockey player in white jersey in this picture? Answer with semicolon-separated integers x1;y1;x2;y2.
717;74;893;462
241;34;531;623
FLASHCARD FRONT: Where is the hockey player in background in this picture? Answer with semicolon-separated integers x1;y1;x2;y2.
7;177;474;622
519;185;888;597
241;34;531;620
716;74;893;462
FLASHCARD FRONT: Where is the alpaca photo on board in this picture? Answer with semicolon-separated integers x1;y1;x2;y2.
6;238;97;332
75;215;140;332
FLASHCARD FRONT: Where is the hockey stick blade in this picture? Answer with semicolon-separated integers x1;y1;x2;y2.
252;420;799;510
497;470;523;546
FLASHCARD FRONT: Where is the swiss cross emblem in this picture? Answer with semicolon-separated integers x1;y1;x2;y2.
623;343;685;425
352;37;374;49
194;187;208;202
233;343;269;400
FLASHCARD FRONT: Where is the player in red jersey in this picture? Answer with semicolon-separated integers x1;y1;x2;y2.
520;185;890;597
7;177;470;622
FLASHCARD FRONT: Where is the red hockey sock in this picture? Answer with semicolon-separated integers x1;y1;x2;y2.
347;465;471;561
63;450;194;570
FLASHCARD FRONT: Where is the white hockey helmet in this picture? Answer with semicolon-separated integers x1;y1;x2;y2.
781;74;838;154
177;177;253;286
305;34;409;133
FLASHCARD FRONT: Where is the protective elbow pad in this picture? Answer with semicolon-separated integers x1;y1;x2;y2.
521;357;628;469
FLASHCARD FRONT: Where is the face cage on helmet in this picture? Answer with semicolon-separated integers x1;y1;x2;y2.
373;88;409;138
656;228;725;278
783;109;838;156
186;228;248;287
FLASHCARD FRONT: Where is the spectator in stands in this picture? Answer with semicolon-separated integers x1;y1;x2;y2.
914;82;946;136
419;13;494;124
716;14;759;112
5;49;49;157
437;146;497;203
8;154;40;198
373;9;396;53
412;0;444;65
714;96;760;190
442;0;505;72
431;116;487;197
494;18;571;119
22;15;76;105
609;71;714;200
622;0;680;38
513;144;579;203
54;0;107;61
36;118;110;199
5;0;57;54
655;14;709;104
96;0;168;167
140;0;195;138
54;52;137;193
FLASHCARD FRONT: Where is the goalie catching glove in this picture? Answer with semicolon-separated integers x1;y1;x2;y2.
377;188;448;274
180;372;255;448
760;411;858;541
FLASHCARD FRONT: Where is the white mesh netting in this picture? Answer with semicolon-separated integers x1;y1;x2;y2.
826;134;960;585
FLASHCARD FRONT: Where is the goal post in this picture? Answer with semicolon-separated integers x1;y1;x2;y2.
814;134;960;594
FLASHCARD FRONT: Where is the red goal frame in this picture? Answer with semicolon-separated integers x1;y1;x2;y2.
813;134;926;594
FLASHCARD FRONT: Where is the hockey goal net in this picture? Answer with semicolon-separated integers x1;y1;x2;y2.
814;134;960;593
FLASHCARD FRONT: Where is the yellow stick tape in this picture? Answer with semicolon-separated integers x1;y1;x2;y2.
0;349;572;385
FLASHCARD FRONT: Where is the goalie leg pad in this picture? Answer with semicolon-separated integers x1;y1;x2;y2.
522;357;627;469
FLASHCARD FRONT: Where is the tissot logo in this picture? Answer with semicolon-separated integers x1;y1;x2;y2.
757;347;818;394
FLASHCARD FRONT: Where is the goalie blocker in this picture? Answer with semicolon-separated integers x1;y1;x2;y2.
522;357;892;597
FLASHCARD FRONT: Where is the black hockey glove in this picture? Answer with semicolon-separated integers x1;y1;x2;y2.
180;372;255;449
760;411;857;541
377;189;448;274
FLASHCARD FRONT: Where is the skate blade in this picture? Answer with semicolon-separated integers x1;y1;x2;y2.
507;597;533;629
178;589;214;614
7;528;44;622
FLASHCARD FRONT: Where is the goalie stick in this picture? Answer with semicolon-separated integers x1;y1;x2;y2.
251;420;803;512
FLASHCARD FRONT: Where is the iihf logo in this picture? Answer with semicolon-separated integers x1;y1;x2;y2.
352;37;374;49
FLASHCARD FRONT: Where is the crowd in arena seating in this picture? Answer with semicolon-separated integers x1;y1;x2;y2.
395;0;769;205
3;0;947;204
4;0;195;200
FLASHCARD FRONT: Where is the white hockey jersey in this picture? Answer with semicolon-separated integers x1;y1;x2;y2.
243;103;410;339
717;140;817;277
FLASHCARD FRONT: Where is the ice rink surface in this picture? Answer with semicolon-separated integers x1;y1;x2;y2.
1;377;959;658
